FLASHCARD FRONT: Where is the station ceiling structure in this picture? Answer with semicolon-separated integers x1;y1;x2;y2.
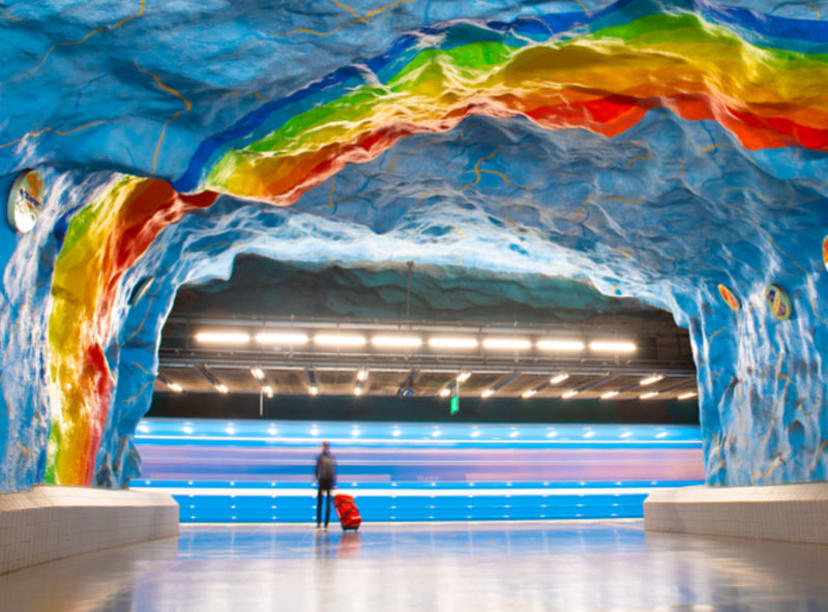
157;314;696;400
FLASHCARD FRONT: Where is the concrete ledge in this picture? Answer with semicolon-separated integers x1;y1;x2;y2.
645;483;828;544
0;485;179;574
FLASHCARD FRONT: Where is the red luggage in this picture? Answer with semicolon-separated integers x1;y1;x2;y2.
333;493;362;531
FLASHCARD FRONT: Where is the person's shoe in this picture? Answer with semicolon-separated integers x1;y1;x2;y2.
323;525;328;531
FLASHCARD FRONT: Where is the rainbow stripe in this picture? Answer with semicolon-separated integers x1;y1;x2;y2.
45;2;828;484
47;178;216;484
175;8;828;202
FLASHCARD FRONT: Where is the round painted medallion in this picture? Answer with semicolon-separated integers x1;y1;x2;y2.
717;284;740;313
7;170;44;233
764;284;792;321
822;235;828;272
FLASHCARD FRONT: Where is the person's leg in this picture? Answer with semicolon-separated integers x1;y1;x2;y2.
316;485;323;527
325;488;332;528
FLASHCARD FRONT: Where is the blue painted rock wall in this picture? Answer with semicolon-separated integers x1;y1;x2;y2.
0;0;826;491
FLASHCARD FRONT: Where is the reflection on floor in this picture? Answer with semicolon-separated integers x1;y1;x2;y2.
3;521;828;610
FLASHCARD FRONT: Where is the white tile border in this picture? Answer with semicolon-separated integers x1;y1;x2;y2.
0;485;179;575
644;483;828;544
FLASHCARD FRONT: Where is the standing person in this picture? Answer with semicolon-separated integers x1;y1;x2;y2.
315;441;337;530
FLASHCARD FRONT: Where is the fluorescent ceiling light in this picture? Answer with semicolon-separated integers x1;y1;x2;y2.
639;374;664;386
195;331;250;345
371;335;422;348
309;385;319;395
589;341;637;353
439;388;450;398
255;331;308;345
562;390;579;399
521;389;537;399
482;337;531;350
600;390;619;399
481;389;494;398
456;372;471;383
168;382;183;393
314;334;366;346
640;391;659;399
356;368;368;382
250;367;265;380
429;337;478;349
678;391;698;400
549;373;570;385
537;339;585;352
215;384;229;394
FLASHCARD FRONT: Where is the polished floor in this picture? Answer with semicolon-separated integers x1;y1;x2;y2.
3;521;828;611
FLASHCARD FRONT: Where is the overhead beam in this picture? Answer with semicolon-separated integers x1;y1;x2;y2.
195;364;219;387
160;354;695;378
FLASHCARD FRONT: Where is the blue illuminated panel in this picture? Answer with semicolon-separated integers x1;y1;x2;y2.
132;419;704;523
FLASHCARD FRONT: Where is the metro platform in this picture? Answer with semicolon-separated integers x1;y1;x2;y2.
3;520;828;611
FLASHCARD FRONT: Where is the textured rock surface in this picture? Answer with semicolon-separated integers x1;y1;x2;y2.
172;256;676;324
0;0;826;491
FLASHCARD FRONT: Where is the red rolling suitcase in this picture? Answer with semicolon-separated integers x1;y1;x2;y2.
333;493;362;531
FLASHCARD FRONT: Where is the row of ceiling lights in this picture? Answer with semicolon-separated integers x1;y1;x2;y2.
194;330;636;353
162;367;697;401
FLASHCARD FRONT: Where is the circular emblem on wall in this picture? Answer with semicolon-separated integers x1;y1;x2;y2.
822;235;828;272
7;170;44;233
717;284;740;313
764;284;792;321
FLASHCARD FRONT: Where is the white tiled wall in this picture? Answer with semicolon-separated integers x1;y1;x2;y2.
644;483;828;544
0;485;179;575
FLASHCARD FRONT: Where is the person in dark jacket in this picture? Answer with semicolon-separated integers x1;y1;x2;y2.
315;441;337;529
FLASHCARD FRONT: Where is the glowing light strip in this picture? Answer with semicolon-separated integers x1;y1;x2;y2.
134;434;701;445
371;335;422;348
195;331;250;344
482;338;532;350
537;340;585;352
429;337;479;349
589;341;637;353
255;332;309;344
314;333;366;346
136;486;668;497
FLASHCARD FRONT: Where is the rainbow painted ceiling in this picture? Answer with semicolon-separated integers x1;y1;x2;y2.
0;0;827;492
